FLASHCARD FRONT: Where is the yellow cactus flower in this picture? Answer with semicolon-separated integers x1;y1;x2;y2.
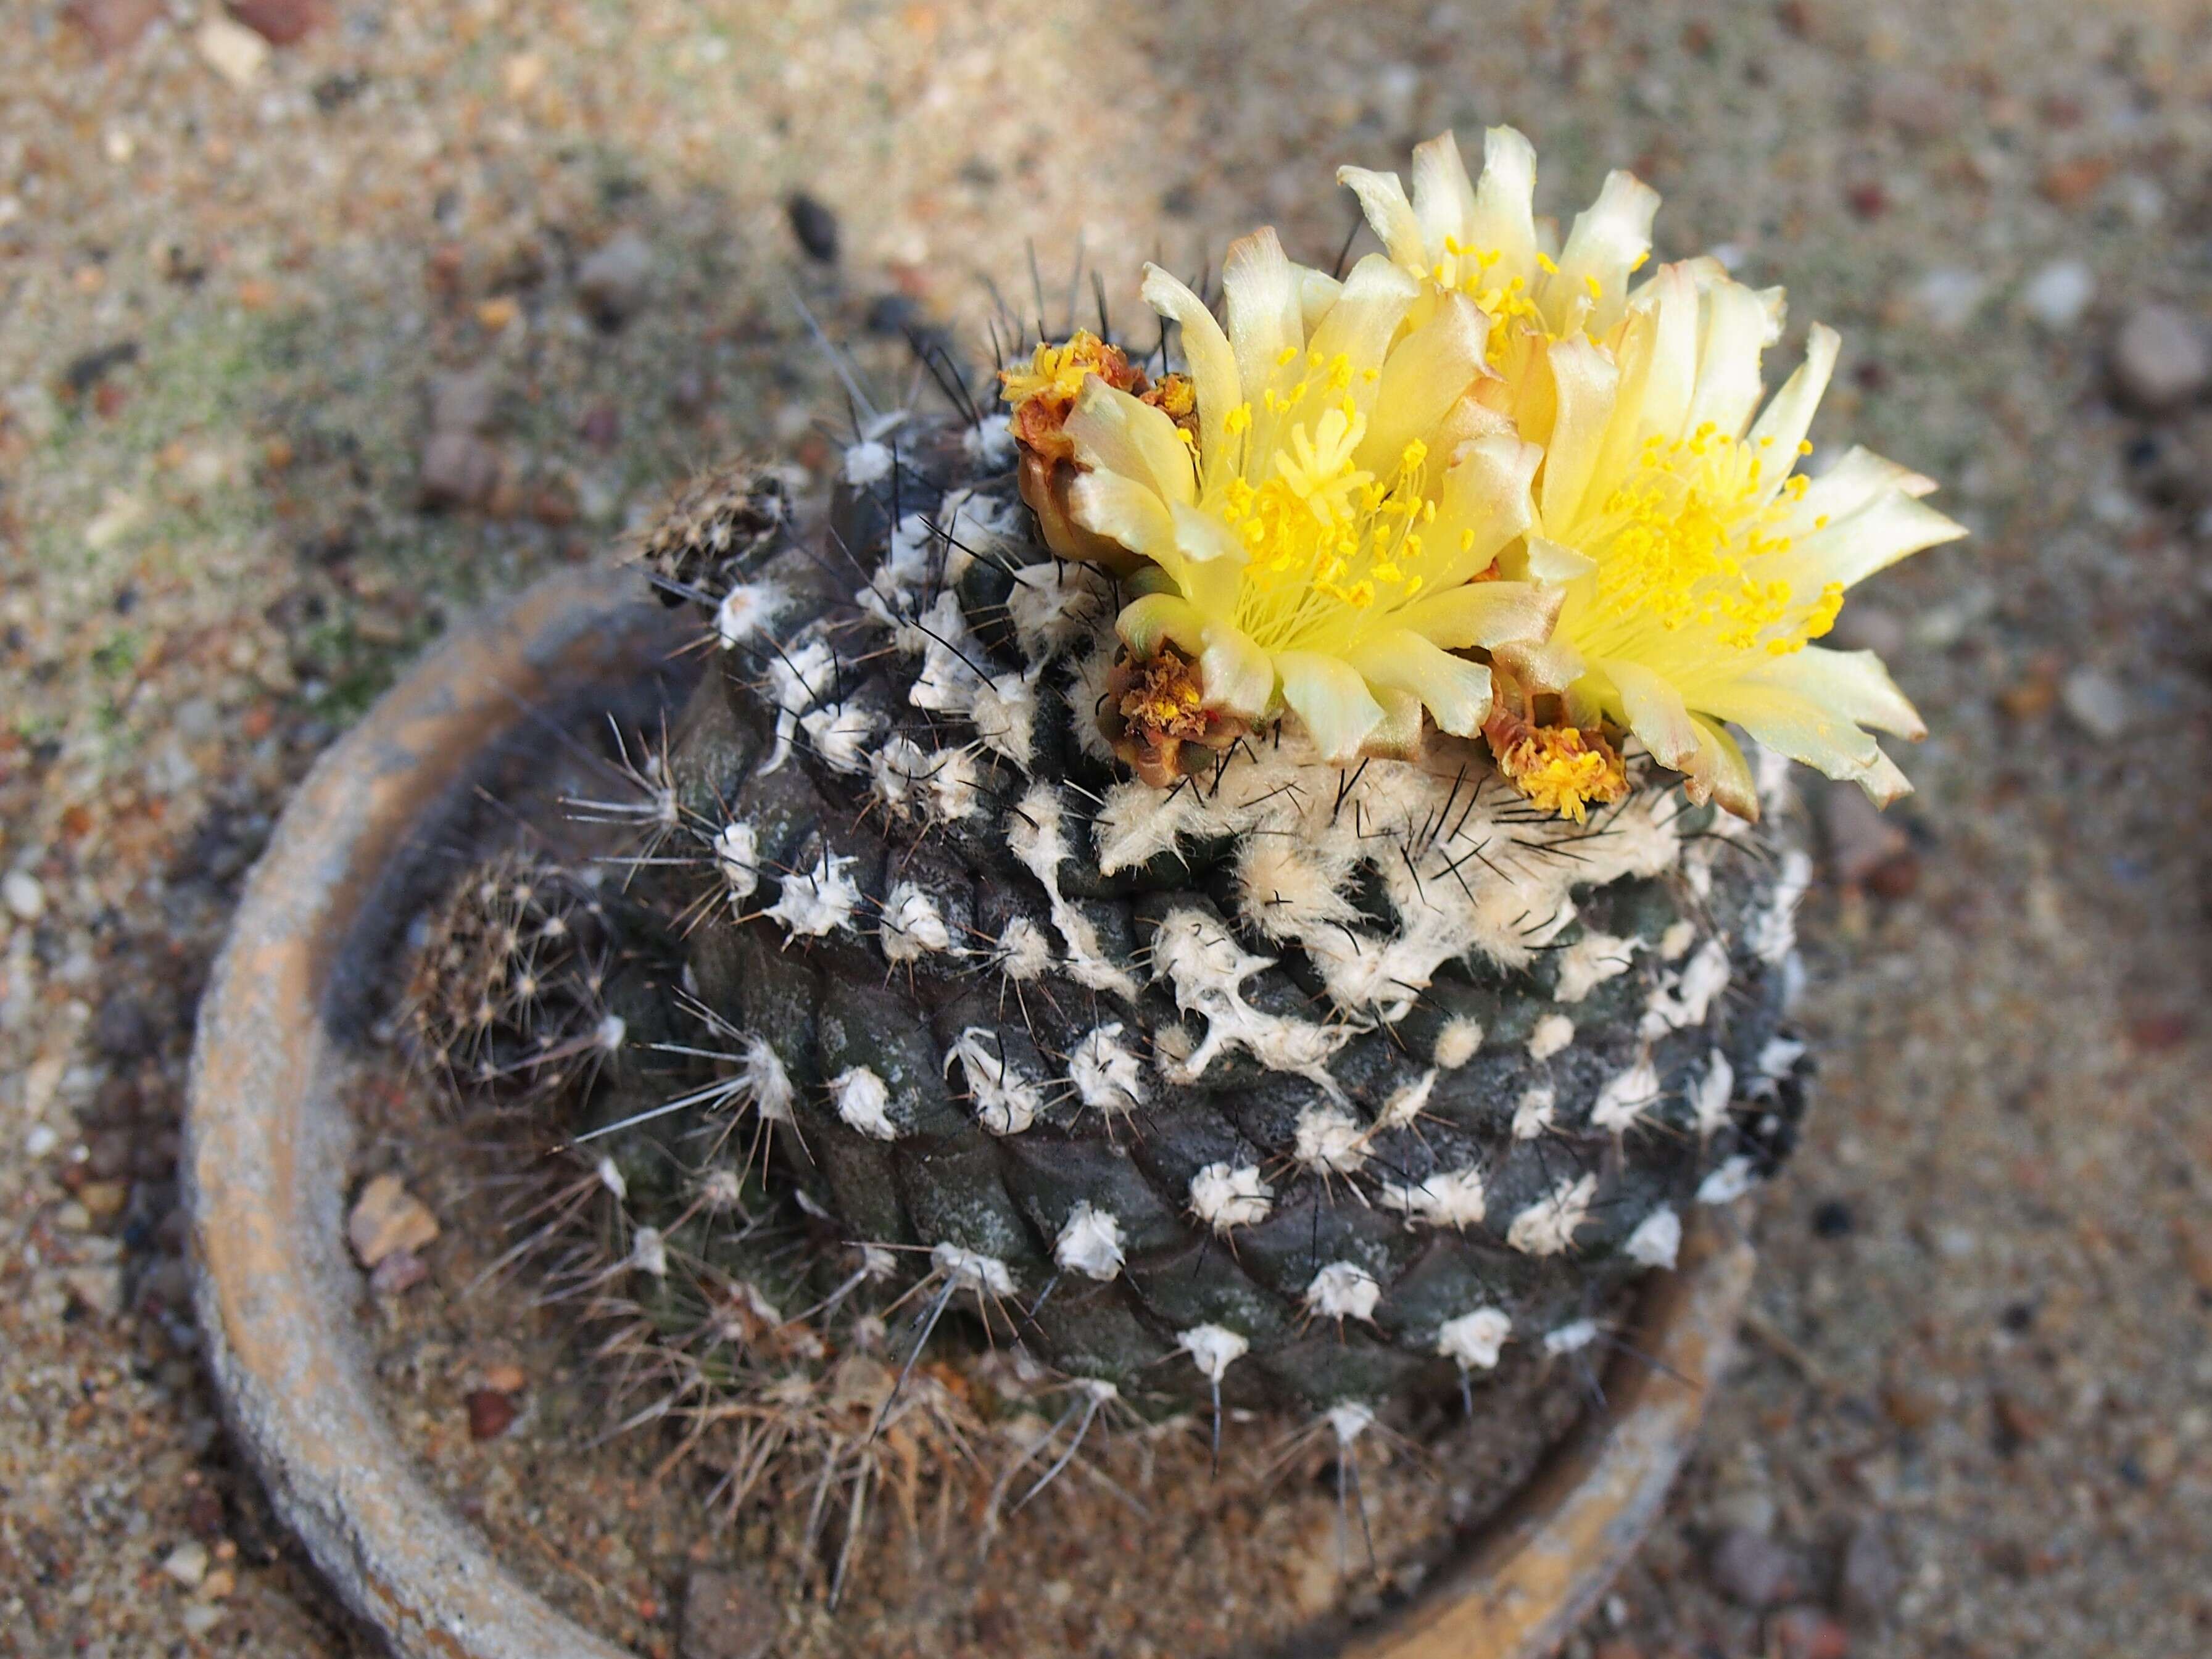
1489;260;1966;817
1339;126;1659;408
1060;228;1561;765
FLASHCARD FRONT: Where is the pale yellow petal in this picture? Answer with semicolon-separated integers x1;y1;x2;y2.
1546;168;1659;335
1361;291;1489;473
1538;336;1621;531
1744;323;1840;486
1398;580;1560;650
1117;592;1206;658
1277;650;1386;761
1595;656;1705;772
1307;254;1421;423
1409;130;1479;255
1364;688;1426;758
1688;714;1760;820
1683;276;1773;440
1199;623;1276;719
1067;470;1176;565
1694;679;1883;779
1066;378;1197;508
1141;262;1238;461
1336;165;1425;267
1733;646;1924;740
1429;432;1540;585
1222;228;1306;412
1775;489;1967;592
1345;633;1494;736
1469;126;1539;279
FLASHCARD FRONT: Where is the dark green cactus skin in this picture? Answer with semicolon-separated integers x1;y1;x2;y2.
600;416;1807;1417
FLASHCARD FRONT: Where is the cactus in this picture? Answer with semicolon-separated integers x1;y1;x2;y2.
414;125;1959;1535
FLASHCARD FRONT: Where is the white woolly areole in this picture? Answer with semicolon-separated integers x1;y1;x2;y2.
1177;1323;1249;1383
1293;1104;1371;1175
1007;559;1112;663
764;846;861;938
1657;919;1698;961
630;1226;668;1278
1750;848;1813;964
1378;1069;1438;1130
1544;1318;1600;1357
944;1028;1043;1136
1433;1016;1484;1070
842;439;893;486
930;1241;1016;1296
1438;1307;1511;1370
1053;1202;1125;1281
828;1065;898;1140
800;703;880;774
1512;1084;1557;1140
1007;784;1142;999
1383;1164;1488;1228
739;1035;795;1123
970;668;1040;769
1067;1024;1146;1114
995;915;1053;982
714;581;786;650
1758;1035;1808;1080
1508;1172;1597;1256
1188;1161;1273;1234
1697;1154;1758;1206
1643;938;1732;1036
760;636;838;774
963;413;1014;465
595;1013;627;1053
868;735;931;819
1691;1051;1736;1136
712;820;760;901
1083;734;1691;1019
1326;1401;1377;1445
925;746;984;822
879;881;952;964
1554;932;1639;1004
1589;1056;1663;1134
1149;906;1350;1093
595;1154;628;1201
1528;1013;1575;1060
1624;1207;1683;1269
1304;1260;1382;1323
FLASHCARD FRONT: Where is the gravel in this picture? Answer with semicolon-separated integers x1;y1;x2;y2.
7;2;2211;1655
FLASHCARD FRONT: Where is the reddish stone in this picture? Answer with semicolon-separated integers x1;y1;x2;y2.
226;0;326;46
465;1388;516;1441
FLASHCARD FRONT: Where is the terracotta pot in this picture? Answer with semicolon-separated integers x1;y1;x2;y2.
186;563;1755;1659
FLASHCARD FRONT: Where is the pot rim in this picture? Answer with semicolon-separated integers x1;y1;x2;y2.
185;561;1754;1659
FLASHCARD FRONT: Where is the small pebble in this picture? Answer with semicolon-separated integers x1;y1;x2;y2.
681;1565;779;1659
347;1174;439;1268
162;1539;210;1589
3;869;44;922
194;14;270;88
1912;267;1988;335
1837;1515;1902;1623
180;1603;223;1637
64;0;162;56
2021;259;2095;331
785;192;840;263
227;0;326;45
481;1362;528;1394
1709;1526;1808;1609
368;1247;429;1296
575;231;655;328
2059;666;2129;740
466;1387;518;1441
429;368;497;436
418;431;503;510
1775;1606;1853;1659
2111;303;2210;410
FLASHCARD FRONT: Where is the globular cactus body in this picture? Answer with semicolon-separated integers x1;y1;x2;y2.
587;414;1809;1427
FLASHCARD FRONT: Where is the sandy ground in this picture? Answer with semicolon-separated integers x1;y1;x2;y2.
5;1;2210;1655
